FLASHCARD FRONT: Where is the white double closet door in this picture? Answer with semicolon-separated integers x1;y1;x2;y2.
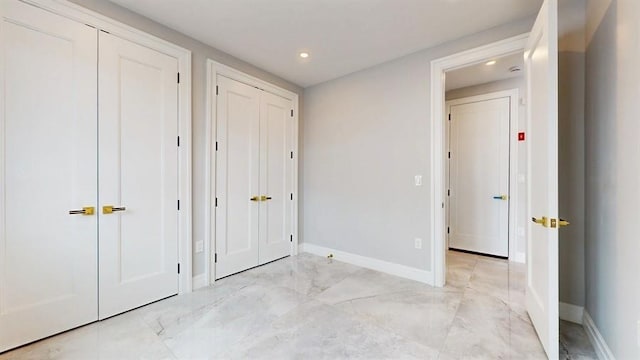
0;1;178;352
215;75;293;279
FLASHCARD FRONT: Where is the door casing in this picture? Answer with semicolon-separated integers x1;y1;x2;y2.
445;90;520;259
205;60;300;286
430;33;529;287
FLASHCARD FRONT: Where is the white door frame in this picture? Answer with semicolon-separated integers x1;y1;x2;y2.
20;0;194;294
445;89;520;260
430;34;528;287
205;60;299;285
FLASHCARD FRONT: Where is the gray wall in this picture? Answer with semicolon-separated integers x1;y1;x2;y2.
558;51;585;307
302;18;534;272
557;0;587;308
585;0;640;357
68;0;304;277
446;77;528;262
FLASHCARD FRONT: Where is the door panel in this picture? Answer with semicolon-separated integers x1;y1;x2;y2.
525;0;559;357
0;0;98;351
215;76;261;279
448;97;510;257
98;32;178;319
259;91;293;264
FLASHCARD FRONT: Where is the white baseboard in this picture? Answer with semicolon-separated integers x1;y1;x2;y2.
559;302;584;324
512;252;526;263
300;243;433;285
192;273;208;290
583;310;615;360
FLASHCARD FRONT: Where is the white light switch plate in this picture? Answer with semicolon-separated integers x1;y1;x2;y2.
414;238;422;249
195;240;204;253
414;175;422;186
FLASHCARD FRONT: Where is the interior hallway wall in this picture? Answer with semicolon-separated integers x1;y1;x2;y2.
585;0;640;357
67;0;304;278
557;0;586;308
302;18;534;273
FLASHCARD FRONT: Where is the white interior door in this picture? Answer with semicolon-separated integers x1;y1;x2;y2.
448;97;510;257
0;1;98;351
215;75;261;279
525;0;559;357
98;32;179;319
258;91;294;264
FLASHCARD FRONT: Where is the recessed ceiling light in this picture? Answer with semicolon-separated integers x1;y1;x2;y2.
299;52;310;59
486;60;497;66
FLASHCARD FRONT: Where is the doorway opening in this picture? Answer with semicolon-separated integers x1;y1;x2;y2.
430;34;529;287
445;51;525;261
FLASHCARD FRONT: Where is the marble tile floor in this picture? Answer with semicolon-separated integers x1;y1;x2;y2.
1;251;596;359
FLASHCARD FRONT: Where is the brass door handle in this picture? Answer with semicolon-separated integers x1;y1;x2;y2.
558;219;570;227
532;216;548;227
103;205;126;214
493;195;508;200
250;196;273;202
69;206;95;216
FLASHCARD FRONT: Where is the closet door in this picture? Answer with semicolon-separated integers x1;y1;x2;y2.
215;76;261;279
98;32;179;319
0;1;98;352
258;91;294;264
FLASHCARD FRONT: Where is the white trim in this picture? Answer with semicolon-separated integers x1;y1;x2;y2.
430;33;529;287
445;89;521;262
205;60;299;286
559;302;584;324
192;274;208;290
513;252;526;263
21;0;193;294
301;243;433;285
583;311;615;360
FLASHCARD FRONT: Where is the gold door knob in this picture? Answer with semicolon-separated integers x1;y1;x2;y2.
103;205;126;214
532;216;548;227
493;195;508;200
558;219;570;227
69;206;95;216
250;196;260;201
261;196;272;201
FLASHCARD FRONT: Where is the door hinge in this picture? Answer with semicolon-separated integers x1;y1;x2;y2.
177;72;180;84
215;141;218;151
177;263;180;274
448;152;451;159
447;189;450;196
291;109;294;117
290;193;293;200
448;114;451;121
215;197;218;207
290;151;294;159
216;85;219;95
290;234;293;242
177;136;180;147
214;253;217;263
447;227;450;234
177;200;180;210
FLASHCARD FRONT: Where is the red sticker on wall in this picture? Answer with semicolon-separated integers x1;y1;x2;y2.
518;132;525;141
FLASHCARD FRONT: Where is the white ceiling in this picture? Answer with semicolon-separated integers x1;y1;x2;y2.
109;0;543;88
445;51;524;91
